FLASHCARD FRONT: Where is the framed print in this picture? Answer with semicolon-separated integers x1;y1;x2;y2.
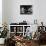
20;5;32;14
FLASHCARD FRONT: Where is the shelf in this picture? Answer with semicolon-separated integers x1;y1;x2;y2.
10;32;15;33
16;32;23;33
10;32;23;33
9;25;31;26
9;25;31;36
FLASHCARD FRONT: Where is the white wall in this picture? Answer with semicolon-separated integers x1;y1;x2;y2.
0;0;2;27
39;0;46;26
2;0;46;26
6;0;39;25
2;0;8;24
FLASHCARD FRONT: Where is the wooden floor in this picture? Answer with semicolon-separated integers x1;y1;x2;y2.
0;44;46;46
0;44;4;46
40;45;46;46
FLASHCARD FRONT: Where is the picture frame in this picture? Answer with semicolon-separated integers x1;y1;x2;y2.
20;5;33;15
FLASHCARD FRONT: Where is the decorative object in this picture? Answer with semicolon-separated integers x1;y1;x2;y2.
0;38;5;44
0;23;9;38
34;19;37;24
20;5;32;14
26;27;32;40
0;22;9;44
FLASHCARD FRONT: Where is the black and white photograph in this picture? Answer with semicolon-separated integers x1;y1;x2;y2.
20;5;32;14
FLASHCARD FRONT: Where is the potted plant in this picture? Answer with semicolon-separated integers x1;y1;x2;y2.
0;23;9;44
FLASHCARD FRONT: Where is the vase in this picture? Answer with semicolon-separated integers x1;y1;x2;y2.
0;38;5;44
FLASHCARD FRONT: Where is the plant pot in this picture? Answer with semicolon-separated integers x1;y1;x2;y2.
0;38;5;44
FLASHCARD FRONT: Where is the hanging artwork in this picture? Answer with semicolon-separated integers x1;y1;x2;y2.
20;5;33;15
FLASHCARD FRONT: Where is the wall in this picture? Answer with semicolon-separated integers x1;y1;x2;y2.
0;0;2;27
2;0;8;24
2;0;39;25
39;0;46;26
2;0;46;26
